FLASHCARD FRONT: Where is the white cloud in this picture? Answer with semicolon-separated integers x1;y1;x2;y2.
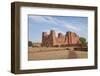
43;16;58;24
29;15;58;25
63;24;80;31
29;16;48;23
29;15;81;32
44;16;81;32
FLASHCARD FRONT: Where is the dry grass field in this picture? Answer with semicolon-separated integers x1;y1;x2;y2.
28;47;88;60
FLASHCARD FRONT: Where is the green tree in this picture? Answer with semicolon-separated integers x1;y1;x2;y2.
79;37;86;44
28;41;32;47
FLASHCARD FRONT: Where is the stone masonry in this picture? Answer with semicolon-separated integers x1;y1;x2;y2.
42;30;81;47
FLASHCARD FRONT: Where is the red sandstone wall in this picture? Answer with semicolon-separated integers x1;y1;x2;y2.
42;30;81;47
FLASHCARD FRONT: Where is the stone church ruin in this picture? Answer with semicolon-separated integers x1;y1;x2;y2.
42;30;82;47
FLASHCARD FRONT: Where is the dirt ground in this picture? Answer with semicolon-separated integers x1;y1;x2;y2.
28;47;88;60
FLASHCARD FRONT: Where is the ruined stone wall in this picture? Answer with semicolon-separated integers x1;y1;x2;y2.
42;30;81;47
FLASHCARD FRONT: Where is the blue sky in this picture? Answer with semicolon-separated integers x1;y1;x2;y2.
28;15;88;43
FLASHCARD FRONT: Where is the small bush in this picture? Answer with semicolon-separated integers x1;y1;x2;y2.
28;41;32;47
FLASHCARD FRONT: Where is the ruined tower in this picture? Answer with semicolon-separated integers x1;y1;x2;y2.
42;32;48;46
49;30;56;46
42;30;56;47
